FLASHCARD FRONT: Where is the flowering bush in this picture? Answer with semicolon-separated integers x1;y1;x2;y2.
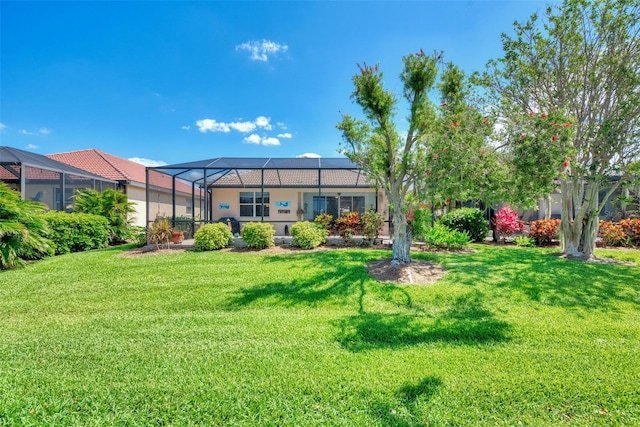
599;220;636;247
528;219;561;246
494;206;524;242
619;218;640;246
334;212;362;240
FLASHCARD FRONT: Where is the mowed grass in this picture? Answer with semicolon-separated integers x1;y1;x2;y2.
0;244;638;426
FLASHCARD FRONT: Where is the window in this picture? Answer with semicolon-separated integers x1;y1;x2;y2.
313;195;365;218
239;191;270;217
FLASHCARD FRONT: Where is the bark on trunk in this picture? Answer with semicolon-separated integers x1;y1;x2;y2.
560;178;599;259
391;208;412;265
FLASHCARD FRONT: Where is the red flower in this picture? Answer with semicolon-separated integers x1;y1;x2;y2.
521;133;527;139
552;123;558;127
551;135;557;141
540;113;548;118
445;198;451;205
564;122;572;127
441;102;448;107
452;120;460;127
563;161;570;168
529;111;535;117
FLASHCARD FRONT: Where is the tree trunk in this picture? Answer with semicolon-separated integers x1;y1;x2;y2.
560;178;599;259
391;204;412;265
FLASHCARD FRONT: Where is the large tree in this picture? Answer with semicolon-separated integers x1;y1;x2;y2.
338;52;501;264
477;0;640;259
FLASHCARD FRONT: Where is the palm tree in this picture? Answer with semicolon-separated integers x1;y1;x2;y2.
0;182;53;269
73;188;135;244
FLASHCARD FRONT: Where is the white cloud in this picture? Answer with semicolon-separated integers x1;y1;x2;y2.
235;39;288;62
0;123;6;132
20;129;36;135
243;134;280;146
128;157;168;167
243;134;262;145
196;119;230;133
19;127;52;136
181;125;191;131
26;144;38;150
197;116;273;134
39;127;51;135
277;132;292;139
296;152;322;158
277;122;287;129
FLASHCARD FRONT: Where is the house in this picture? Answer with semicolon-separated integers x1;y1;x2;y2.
48;149;200;227
0;146;118;210
147;157;390;236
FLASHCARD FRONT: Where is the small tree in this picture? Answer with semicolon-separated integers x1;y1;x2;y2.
73;188;136;244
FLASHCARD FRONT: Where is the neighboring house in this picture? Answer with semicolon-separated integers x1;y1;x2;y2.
48;149;199;227
147;157;390;236
0;146;117;210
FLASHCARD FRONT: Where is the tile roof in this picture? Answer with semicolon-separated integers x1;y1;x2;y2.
47;149;194;194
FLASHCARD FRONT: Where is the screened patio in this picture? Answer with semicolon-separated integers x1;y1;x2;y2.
146;157;386;235
0;146;118;211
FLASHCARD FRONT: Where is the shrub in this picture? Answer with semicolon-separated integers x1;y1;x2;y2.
242;222;275;249
44;211;110;255
291;221;327;249
599;220;631;247
439;207;488;243
314;213;333;232
73;188;136;245
334;212;362;240
194;223;233;251
528;219;561;246
619;218;640;246
148;218;172;249
423;223;470;250
513;235;535;247
361;208;384;245
0;182;53;269
411;206;433;241
494;206;524;242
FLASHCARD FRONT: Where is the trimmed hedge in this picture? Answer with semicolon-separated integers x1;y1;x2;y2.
242;222;275;249
291;221;327;249
44;211;110;255
194;223;233;251
439;207;489;242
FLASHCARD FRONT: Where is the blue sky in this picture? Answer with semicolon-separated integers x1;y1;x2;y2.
1;1;553;166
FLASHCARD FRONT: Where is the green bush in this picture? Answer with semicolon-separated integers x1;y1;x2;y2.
423;223;470;250
412;207;433;241
291;221;327;249
361;208;384;245
44;211;110;255
242;222;275;249
73;188;135;245
513;235;536;247
439;207;489;242
314;213;333;232
194;223;233;251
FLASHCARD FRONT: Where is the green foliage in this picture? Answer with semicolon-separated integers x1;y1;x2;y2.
360;208;384;245
73;188;136;244
169;215;196;239
193;223;233;251
290;221;327;249
528;219;561;246
513;235;535;247
242;222;275;249
148;218;172;249
411;206;433;242
130;226;147;247
44;211;110;254
439;207;488;242
423;222;470;250
334;212;362;240
313;213;333;232
0;181;53;269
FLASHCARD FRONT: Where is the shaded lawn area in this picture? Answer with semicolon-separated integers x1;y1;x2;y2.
0;244;638;426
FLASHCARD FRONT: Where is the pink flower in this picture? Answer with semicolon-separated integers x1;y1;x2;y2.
521;133;527;139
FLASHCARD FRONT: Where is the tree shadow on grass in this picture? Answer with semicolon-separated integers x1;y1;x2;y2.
335;292;511;352
448;246;640;310
369;376;443;427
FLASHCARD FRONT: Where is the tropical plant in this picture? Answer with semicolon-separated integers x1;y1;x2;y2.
242;222;275;249
360;208;384;245
494;206;524;242
528;219;561;246
193;223;233;251
513;235;535;247
0;181;53;269
423;222;470;250
73;188;136;245
411;205;432;242
334;212;362;241
147;218;172;249
313;213;333;233
476;0;640;258
439;207;489;242
290;221;327;249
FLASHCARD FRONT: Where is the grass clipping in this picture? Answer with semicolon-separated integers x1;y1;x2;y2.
367;258;446;285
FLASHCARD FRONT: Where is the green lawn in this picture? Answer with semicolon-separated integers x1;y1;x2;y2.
0;244;638;426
